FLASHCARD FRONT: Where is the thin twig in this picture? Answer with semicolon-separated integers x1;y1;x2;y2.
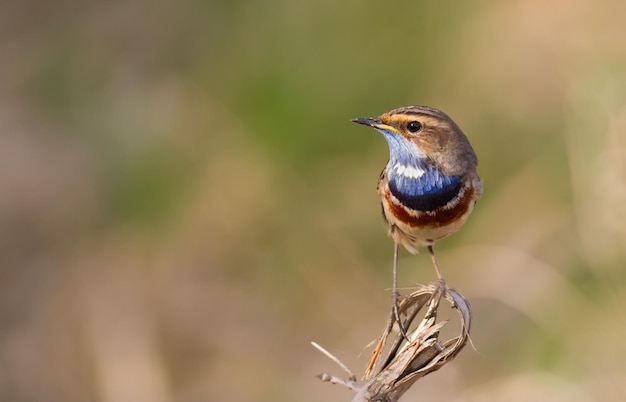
311;342;357;382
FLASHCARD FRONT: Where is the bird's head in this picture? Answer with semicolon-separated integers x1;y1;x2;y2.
351;105;477;177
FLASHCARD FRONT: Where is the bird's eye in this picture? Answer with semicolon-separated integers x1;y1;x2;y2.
407;120;423;133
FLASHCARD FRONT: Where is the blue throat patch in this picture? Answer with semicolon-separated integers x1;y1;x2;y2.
388;166;462;211
379;128;462;211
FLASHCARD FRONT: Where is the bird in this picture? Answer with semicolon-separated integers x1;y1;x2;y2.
351;105;482;322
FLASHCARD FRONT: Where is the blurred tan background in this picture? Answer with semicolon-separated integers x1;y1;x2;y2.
2;0;626;401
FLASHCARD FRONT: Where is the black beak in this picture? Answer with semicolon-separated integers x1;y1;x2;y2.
351;117;380;127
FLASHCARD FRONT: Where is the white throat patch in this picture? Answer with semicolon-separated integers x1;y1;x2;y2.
393;162;425;179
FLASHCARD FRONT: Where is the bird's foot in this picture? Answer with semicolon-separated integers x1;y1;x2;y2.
391;291;409;341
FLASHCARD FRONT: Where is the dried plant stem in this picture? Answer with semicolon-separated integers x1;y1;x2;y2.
314;280;472;402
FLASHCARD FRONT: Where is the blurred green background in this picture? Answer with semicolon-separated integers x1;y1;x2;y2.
2;0;626;401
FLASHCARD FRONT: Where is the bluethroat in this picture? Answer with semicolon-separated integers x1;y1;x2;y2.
352;106;482;319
